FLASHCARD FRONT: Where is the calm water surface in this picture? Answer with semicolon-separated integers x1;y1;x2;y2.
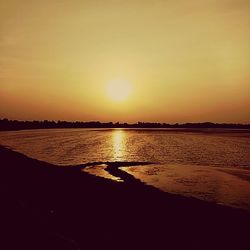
1;128;250;209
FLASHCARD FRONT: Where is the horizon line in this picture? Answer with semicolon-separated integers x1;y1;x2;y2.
1;118;250;126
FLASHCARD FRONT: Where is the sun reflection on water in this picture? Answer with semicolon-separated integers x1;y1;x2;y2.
112;129;125;161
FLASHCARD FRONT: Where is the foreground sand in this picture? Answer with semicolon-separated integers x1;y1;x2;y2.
0;145;249;250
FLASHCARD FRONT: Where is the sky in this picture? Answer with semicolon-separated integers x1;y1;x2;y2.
0;0;250;123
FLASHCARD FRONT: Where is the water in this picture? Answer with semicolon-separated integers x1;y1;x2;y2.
1;128;250;210
0;128;249;166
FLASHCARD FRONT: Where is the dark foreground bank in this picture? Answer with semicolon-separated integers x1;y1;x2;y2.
0;146;249;250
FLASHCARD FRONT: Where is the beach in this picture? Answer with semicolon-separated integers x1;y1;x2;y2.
0;145;250;250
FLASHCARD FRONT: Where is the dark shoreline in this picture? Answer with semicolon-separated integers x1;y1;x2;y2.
1;146;250;250
1;118;250;131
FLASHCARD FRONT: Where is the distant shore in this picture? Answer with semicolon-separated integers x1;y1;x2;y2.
1;118;250;131
0;145;250;250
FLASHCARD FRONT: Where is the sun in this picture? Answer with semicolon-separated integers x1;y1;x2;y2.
106;79;133;102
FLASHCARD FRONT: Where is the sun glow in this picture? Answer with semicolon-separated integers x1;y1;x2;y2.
106;79;133;102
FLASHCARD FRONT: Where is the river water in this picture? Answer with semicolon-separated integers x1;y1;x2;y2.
1;128;250;209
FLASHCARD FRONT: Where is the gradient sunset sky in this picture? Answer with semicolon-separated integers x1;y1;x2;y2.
1;0;250;123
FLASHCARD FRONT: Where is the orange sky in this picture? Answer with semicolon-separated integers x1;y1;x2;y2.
1;0;250;123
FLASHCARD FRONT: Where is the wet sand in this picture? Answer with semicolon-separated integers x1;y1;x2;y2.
0;145;250;250
120;164;250;210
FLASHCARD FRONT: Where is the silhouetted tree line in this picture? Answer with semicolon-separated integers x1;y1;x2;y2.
0;118;249;131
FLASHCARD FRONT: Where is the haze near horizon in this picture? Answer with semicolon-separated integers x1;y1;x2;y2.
1;0;250;123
